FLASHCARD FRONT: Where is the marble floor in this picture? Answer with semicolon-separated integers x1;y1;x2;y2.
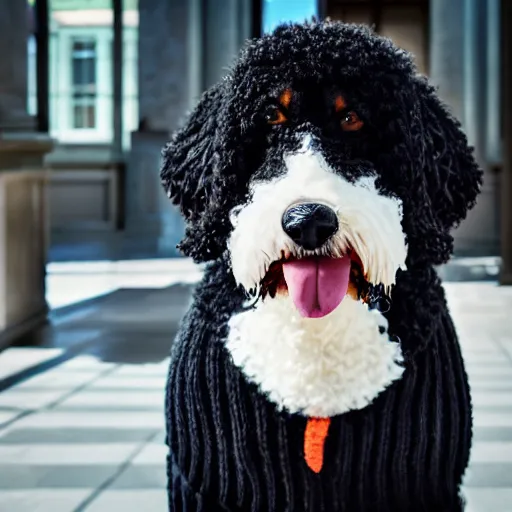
0;261;511;511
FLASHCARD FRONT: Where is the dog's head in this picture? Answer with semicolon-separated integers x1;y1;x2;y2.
161;22;482;317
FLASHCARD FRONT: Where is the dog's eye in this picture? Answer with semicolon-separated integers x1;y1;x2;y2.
340;111;364;132
266;107;287;125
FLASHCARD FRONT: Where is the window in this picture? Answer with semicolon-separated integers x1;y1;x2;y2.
71;38;97;129
262;0;319;34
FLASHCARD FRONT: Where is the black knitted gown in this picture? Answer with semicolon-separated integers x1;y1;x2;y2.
162;21;479;512
165;260;472;512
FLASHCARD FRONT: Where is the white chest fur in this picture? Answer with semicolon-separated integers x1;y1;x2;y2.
226;296;404;417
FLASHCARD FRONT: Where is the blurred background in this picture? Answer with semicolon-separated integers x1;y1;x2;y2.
0;0;511;510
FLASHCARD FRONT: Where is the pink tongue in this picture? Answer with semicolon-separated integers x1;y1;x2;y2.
282;256;351;318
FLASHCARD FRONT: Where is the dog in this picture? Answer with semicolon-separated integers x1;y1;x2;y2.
161;21;482;512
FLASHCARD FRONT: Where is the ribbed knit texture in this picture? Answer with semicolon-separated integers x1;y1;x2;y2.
165;260;472;512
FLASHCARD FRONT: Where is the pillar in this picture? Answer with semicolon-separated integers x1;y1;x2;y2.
429;0;465;124
35;0;49;132
125;0;252;257
203;0;252;89
0;0;53;349
0;1;35;132
124;0;190;256
500;0;512;284
429;0;499;257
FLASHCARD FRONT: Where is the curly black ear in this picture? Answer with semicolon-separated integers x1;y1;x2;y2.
160;83;223;222
415;76;483;232
160;83;227;261
382;75;483;266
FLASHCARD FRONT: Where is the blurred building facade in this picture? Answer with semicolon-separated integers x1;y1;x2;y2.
45;0;138;147
33;0;507;260
0;0;511;347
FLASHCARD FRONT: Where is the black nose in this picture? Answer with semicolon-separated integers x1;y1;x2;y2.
282;203;338;250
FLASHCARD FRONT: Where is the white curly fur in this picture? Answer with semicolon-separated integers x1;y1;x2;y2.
227;295;404;417
228;137;408;296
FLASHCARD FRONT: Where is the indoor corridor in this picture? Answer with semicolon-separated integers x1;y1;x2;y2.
0;261;511;511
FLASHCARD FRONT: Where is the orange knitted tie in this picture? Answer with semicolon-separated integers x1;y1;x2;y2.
304;417;331;473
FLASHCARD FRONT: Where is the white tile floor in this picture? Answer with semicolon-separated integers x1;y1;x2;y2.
0;266;511;511
465;489;512;512
46;258;203;310
0;348;65;380
82;490;168;512
0;490;93;512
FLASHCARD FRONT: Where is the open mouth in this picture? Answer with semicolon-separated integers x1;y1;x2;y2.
259;250;370;319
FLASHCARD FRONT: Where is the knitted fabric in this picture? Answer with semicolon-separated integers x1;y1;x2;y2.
165;260;472;512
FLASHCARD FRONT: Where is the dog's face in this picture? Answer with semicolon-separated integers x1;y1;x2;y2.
162;21;481;278
227;87;408;317
162;22;482;416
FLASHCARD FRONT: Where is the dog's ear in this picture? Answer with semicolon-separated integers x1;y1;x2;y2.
414;76;483;232
160;83;229;262
161;83;223;221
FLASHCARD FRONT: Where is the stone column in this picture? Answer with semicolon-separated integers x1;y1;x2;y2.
203;0;252;89
125;0;252;257
500;0;512;284
0;1;35;131
429;0;465;123
35;0;49;132
429;0;499;256
124;0;190;257
0;0;53;349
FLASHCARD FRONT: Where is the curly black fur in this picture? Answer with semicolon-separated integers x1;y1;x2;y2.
161;21;482;266
163;21;480;512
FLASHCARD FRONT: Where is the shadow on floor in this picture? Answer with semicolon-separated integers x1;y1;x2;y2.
1;283;195;391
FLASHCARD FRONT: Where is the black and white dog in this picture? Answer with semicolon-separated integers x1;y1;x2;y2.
162;21;481;512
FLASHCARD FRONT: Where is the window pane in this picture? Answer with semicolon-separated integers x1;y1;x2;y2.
72;40;97;90
71;38;97;129
263;0;318;34
49;0;113;142
73;105;84;128
85;104;96;128
73;103;96;129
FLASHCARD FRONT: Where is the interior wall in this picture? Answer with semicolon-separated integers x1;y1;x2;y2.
379;6;428;74
328;1;429;75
